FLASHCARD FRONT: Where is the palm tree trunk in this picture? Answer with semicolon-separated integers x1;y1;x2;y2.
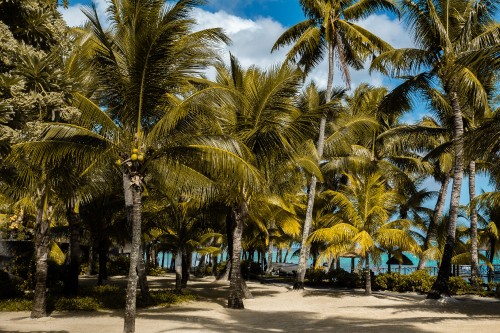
294;43;334;290
364;254;371;295
469;160;480;282
31;186;50;319
123;173;142;333
137;244;151;303
64;201;81;296
428;91;465;299
488;241;495;283
418;175;450;270
228;201;247;309
175;248;182;291
97;239;108;285
266;239;273;274
181;249;190;288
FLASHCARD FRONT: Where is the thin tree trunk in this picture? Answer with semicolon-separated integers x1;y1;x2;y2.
266;239;273;274
161;251;165;268
295;43;333;290
217;212;232;281
137;244;151;303
64;201;81;296
488;242;495;283
428;90;465;299
227;201;247;309
181;249;190;288
365;255;371;295
469;161;480;282
175;248;182;291
31;186;50;318
97;239;108;285
418;175;449;270
87;242;95;276
123;173;142;333
283;248;288;263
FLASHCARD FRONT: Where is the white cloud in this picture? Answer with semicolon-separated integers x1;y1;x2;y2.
59;5;413;91
59;0;107;27
192;9;289;70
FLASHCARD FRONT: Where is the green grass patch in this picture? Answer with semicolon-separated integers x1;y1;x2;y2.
0;286;196;312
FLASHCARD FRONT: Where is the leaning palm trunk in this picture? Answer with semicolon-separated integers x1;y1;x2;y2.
123;173;143;333
295;44;334;290
175;249;182;291
31;186;51;318
469;161;480;282
228;201;247;309
418;176;449;270
64;201;81;296
428;91;465;299
364;254;371;295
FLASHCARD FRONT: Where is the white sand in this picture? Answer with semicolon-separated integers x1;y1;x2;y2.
1;274;500;333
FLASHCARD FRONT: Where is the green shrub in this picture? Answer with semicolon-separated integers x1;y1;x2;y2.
142;289;196;308
80;285;125;309
374;271;436;293
0;297;32;311
306;268;327;284
374;272;403;291
404;270;435;293
448;276;470;295
327;269;361;288
147;266;167;276
53;296;101;311
107;256;130;276
0;270;23;298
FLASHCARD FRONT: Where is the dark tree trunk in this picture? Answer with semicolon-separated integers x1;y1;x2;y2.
181;249;190;288
64;202;81;296
428;90;465;299
87;239;95;275
137;244;151;304
488;242;495;283
123;173;143;333
469;161;480;282
97;240;108;286
364;255;371;295
31;186;50;319
228;201;247;309
283;248;288;263
212;254;218;277
161;251;165;268
418;175;449;270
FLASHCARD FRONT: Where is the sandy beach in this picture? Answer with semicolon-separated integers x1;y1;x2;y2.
1;275;500;333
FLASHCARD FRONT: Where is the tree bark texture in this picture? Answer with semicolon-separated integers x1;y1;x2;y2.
227;201;247;309
364;255;371;295
175;248;182;291
418;176;449;270
469;160;480;281
64;202;81;296
295;43;333;290
31;186;50;319
123;174;142;333
137;244;151;303
428;91;464;299
266;239;273;274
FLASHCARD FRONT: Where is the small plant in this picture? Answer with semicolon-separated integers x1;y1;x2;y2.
327;269;361;288
448;276;470;295
306;268;327;285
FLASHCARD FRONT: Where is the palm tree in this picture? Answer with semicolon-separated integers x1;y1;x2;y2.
272;0;397;289
371;0;500;298
309;171;420;295
211;56;323;307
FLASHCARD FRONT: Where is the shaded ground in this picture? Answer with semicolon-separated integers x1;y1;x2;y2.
1;274;499;333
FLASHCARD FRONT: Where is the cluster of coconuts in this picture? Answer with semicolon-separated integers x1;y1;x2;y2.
115;148;145;167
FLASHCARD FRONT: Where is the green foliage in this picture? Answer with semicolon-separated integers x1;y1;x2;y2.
326;269;362;288
240;260;262;279
0;270;23;298
374;271;436;293
53;296;101;311
140;289;196;308
147;265;167;277
0;297;32;311
448;277;470;295
305;268;327;285
107;256;130;276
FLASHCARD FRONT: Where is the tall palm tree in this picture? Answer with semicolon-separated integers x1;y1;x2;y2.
272;0;397;289
309;171;420;295
211;56;322;307
371;0;500;298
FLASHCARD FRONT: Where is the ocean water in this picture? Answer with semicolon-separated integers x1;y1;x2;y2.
157;249;500;273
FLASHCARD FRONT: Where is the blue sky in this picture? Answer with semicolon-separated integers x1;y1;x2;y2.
60;0;494;207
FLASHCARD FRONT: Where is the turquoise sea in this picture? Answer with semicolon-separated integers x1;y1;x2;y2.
157;249;500;277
